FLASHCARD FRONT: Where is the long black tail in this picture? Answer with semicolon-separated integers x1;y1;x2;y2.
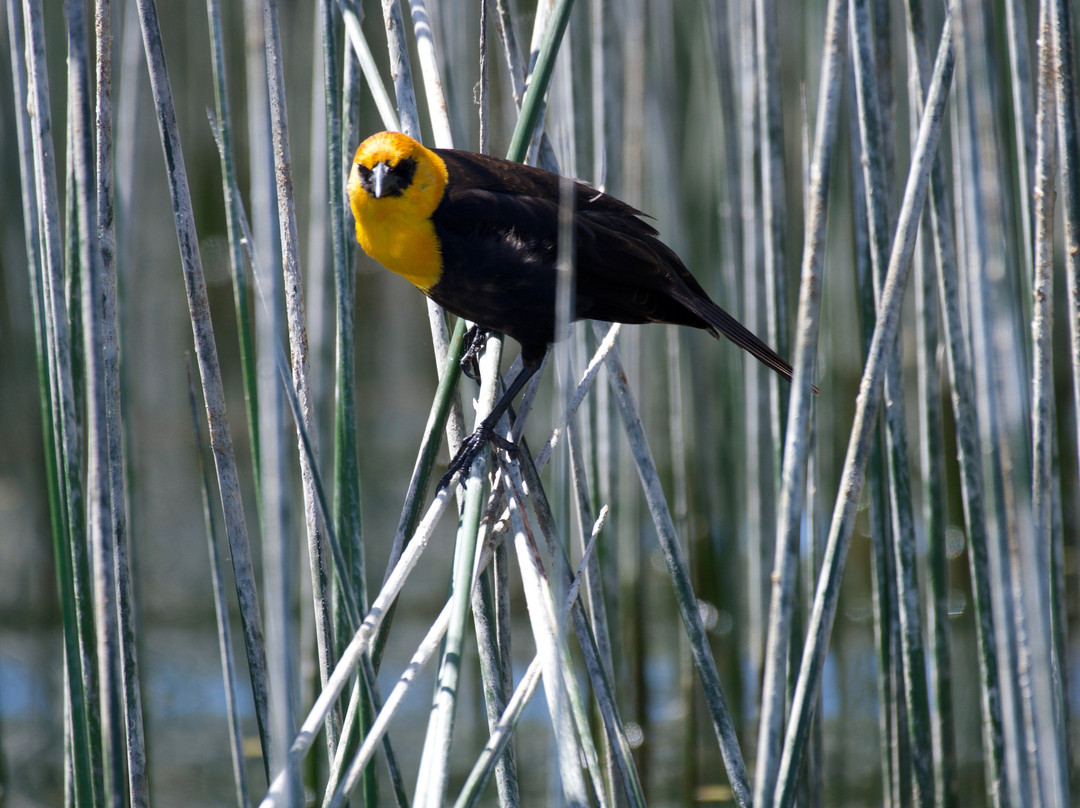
671;285;796;382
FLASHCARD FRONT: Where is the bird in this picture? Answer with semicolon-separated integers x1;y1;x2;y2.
348;130;799;488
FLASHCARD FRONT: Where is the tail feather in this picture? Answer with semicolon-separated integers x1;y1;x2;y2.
703;304;793;379
676;290;818;393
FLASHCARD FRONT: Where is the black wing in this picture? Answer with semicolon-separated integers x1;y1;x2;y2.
433;149;708;323
432;149;794;381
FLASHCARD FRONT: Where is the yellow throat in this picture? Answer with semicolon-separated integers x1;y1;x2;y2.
348;131;449;292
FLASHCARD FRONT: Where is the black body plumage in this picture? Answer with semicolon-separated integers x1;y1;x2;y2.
427;148;794;378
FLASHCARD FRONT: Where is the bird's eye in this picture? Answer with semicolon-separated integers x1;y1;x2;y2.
390;157;418;185
356;164;372;179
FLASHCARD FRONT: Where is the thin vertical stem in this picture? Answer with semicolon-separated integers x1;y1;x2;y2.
1049;0;1080;790
319;0;357;769
738;0;767;721
905;3;957;805
850;0;933;801
1005;0;1037;315
94;0;149;802
262;6;330;769
68;0;126;803
1051;0;1080;551
756;0;789;484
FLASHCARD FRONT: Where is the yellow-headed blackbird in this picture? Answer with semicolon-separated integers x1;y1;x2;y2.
349;131;796;486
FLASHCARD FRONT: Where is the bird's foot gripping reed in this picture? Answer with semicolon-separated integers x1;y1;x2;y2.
459;324;490;383
348;131;798;486
437;355;541;489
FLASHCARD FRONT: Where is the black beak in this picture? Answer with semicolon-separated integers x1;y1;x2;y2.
371;162;391;199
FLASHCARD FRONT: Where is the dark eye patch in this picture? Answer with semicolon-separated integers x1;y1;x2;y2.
386;157;417;192
356;156;418;198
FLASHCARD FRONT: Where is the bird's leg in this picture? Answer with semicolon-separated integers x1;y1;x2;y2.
460;324;490;383
439;356;543;490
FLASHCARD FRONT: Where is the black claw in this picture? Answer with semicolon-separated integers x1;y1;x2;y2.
460;325;489;382
437;353;545;490
439;423;502;489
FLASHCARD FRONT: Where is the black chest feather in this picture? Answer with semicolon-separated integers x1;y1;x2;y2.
429;220;561;352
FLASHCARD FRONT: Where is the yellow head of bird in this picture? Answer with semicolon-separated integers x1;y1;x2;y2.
349;132;447;214
348;132;449;291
